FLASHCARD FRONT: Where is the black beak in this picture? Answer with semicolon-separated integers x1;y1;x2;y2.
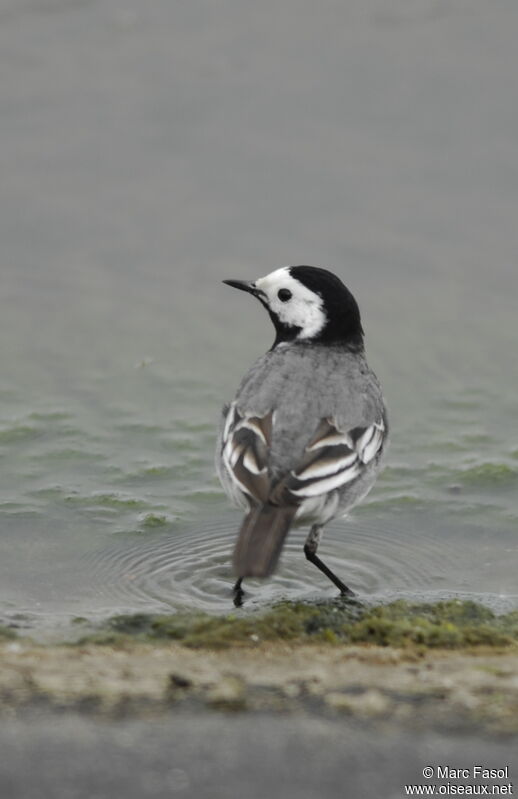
223;279;258;296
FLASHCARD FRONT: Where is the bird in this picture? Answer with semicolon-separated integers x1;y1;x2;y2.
216;265;388;606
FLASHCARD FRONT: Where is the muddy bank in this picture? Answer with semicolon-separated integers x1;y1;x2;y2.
2;599;518;736
2;639;518;733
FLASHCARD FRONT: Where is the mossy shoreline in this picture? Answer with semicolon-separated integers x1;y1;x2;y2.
1;600;518;736
73;598;518;650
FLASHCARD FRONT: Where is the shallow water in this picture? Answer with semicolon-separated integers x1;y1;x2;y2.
1;0;517;637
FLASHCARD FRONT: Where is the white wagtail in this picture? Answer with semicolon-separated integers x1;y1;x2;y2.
216;265;388;606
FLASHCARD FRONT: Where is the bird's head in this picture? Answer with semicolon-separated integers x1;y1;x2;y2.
224;265;364;349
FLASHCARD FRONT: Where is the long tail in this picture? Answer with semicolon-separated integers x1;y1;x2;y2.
233;503;297;578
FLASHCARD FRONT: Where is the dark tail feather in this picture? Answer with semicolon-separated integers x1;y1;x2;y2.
233;504;297;578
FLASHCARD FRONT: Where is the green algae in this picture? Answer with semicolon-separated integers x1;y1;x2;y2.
75;599;518;650
0;425;42;444
347;600;518;648
139;513;170;529
458;463;518;486
76;603;348;649
0;624;17;640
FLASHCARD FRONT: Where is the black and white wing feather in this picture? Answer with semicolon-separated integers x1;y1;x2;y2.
274;417;386;502
221;405;386;509
221;403;273;504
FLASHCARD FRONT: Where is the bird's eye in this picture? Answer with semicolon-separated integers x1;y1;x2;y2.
277;288;292;302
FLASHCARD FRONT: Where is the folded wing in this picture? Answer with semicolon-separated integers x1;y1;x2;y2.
273;417;385;502
221;405;386;507
221;403;274;503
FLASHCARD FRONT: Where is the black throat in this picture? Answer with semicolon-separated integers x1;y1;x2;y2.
269;314;302;349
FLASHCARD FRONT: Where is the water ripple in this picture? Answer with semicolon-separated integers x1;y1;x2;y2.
82;513;490;615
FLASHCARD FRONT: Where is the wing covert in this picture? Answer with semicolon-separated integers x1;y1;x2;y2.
272;416;386;503
222;406;386;508
221;403;273;503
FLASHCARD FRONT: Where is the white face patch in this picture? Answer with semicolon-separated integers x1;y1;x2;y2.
254;267;327;340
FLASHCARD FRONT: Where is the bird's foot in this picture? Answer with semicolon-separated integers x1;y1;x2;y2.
232;577;245;608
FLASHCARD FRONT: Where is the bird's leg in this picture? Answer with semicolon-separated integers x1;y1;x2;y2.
303;525;355;597
232;577;245;607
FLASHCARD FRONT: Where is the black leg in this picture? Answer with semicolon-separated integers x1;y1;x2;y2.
304;525;355;597
233;577;245;607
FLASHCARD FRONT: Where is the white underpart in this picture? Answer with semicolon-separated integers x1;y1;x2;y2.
294;493;340;525
254;266;327;340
